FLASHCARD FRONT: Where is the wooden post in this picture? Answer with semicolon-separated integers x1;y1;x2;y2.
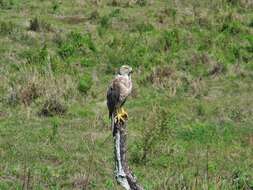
113;118;144;190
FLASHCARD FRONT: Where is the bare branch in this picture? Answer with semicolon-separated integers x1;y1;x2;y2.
113;119;144;190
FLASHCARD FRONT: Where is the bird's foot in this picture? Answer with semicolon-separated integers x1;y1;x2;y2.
114;113;126;123
114;108;128;123
121;107;128;118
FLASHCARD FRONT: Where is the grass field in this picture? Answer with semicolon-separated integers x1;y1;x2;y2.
0;0;253;189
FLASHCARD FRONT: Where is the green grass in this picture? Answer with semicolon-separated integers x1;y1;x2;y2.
0;0;253;189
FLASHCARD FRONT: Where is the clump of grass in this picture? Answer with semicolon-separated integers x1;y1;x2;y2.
134;21;154;33
165;7;177;22
29;17;40;32
52;0;60;13
6;81;41;106
24;46;48;65
39;98;67;117
0;21;18;36
20;45;52;73
29;17;53;32
6;87;20;106
20;82;40;106
80;58;94;68
163;29;180;52
231;169;253;189
58;31;96;59
109;8;121;17
89;10;100;22
148;66;174;85
111;0;119;7
98;9;121;34
99;15;110;29
0;0;18;9
49;117;60;142
145;66;184;96
78;74;93;94
221;20;242;35
130;107;173;164
208;64;226;76
136;0;147;6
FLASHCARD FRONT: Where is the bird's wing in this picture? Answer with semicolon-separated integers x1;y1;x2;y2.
107;79;121;118
116;76;132;101
107;76;131;118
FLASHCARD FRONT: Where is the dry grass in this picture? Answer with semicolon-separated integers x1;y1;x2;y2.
0;0;252;189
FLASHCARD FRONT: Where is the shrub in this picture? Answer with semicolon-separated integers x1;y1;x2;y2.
130;21;154;33
29;17;40;31
163;29;180;51
0;0;18;9
6;88;20;106
232;169;253;189
50;117;60;142
0;21;17;35
21;45;49;66
6;82;41;106
58;31;96;59
78;74;93;93
136;0;147;6
108;8;120;17
89;10;99;22
58;42;75;59
52;1;60;13
28;17;53;32
99;15;110;29
40;98;67;117
221;20;242;35
80;58;94;67
20;82;40;106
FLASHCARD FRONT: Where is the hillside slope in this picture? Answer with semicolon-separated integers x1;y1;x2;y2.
0;0;252;189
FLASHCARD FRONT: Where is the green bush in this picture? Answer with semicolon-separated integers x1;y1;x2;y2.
58;31;96;59
50;117;60;142
21;45;48;66
99;15;110;29
78;74;93;93
29;17;40;31
163;29;180;51
221;20;242;35
108;8;120;17
28;17;53;32
136;0;147;6
80;58;94;67
52;0;60;13
132;21;154;33
0;21;17;35
0;0;18;9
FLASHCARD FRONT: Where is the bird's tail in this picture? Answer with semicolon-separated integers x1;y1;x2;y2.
110;112;116;136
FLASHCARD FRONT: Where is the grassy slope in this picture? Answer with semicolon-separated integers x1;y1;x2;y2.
0;0;253;189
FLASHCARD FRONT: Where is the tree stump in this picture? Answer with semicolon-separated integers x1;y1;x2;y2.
113;119;144;190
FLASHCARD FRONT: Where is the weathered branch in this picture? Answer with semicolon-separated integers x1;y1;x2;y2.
113;119;144;190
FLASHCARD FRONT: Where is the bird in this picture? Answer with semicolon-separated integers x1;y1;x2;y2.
107;65;133;123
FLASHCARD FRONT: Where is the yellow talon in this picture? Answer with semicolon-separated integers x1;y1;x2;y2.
114;107;128;123
121;107;128;118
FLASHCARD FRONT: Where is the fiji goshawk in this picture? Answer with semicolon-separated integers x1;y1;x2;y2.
107;65;133;122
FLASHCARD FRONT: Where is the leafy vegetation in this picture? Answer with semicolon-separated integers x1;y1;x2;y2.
0;0;252;189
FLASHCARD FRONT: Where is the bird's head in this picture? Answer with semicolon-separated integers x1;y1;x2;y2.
119;65;133;77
